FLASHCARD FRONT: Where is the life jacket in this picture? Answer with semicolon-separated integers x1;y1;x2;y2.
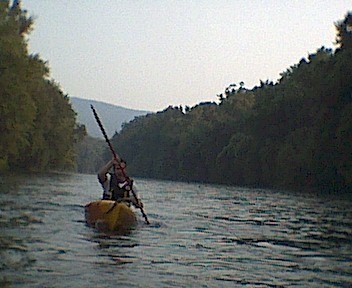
108;173;130;201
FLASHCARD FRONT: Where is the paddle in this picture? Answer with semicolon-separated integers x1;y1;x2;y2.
90;104;150;225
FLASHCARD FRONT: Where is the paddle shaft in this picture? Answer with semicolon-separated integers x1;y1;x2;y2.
90;105;150;224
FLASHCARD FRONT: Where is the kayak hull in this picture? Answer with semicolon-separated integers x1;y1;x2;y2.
85;200;137;232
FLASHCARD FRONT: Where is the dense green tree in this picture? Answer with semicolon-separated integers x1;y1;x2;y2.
335;12;352;51
0;1;35;170
0;1;82;173
107;12;351;193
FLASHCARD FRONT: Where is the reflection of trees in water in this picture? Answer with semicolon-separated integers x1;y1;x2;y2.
0;213;38;280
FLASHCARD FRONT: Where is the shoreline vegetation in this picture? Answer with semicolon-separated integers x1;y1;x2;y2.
1;2;351;194
108;12;352;194
0;1;86;173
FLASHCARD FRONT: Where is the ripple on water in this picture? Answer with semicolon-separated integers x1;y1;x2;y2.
1;174;352;288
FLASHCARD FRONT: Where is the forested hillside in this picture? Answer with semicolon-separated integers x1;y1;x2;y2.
110;12;352;193
0;1;84;172
75;135;105;174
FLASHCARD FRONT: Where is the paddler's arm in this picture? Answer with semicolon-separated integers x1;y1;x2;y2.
98;158;117;183
125;184;144;208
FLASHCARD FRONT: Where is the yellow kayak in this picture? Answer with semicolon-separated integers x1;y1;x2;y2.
85;200;137;232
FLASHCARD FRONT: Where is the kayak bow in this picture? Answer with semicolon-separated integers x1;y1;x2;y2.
85;200;137;232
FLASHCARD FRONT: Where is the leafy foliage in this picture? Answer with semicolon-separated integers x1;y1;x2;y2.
109;12;352;193
0;1;83;172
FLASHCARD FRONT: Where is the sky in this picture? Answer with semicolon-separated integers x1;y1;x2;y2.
22;1;351;112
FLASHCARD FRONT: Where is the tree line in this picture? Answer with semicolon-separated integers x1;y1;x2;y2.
0;1;85;173
5;0;349;195
109;12;351;193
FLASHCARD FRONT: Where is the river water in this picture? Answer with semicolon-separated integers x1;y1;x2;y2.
0;173;351;287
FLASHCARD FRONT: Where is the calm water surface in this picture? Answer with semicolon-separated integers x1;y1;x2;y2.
0;173;351;287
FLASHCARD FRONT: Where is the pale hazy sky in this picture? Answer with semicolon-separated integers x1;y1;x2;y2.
23;1;351;111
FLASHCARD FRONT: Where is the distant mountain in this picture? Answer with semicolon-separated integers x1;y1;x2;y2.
70;97;150;139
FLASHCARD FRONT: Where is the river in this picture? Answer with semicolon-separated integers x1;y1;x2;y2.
0;173;351;287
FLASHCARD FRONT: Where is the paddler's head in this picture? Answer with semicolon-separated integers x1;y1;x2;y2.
114;159;127;178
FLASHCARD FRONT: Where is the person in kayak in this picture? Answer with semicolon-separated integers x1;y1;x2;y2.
98;158;143;208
